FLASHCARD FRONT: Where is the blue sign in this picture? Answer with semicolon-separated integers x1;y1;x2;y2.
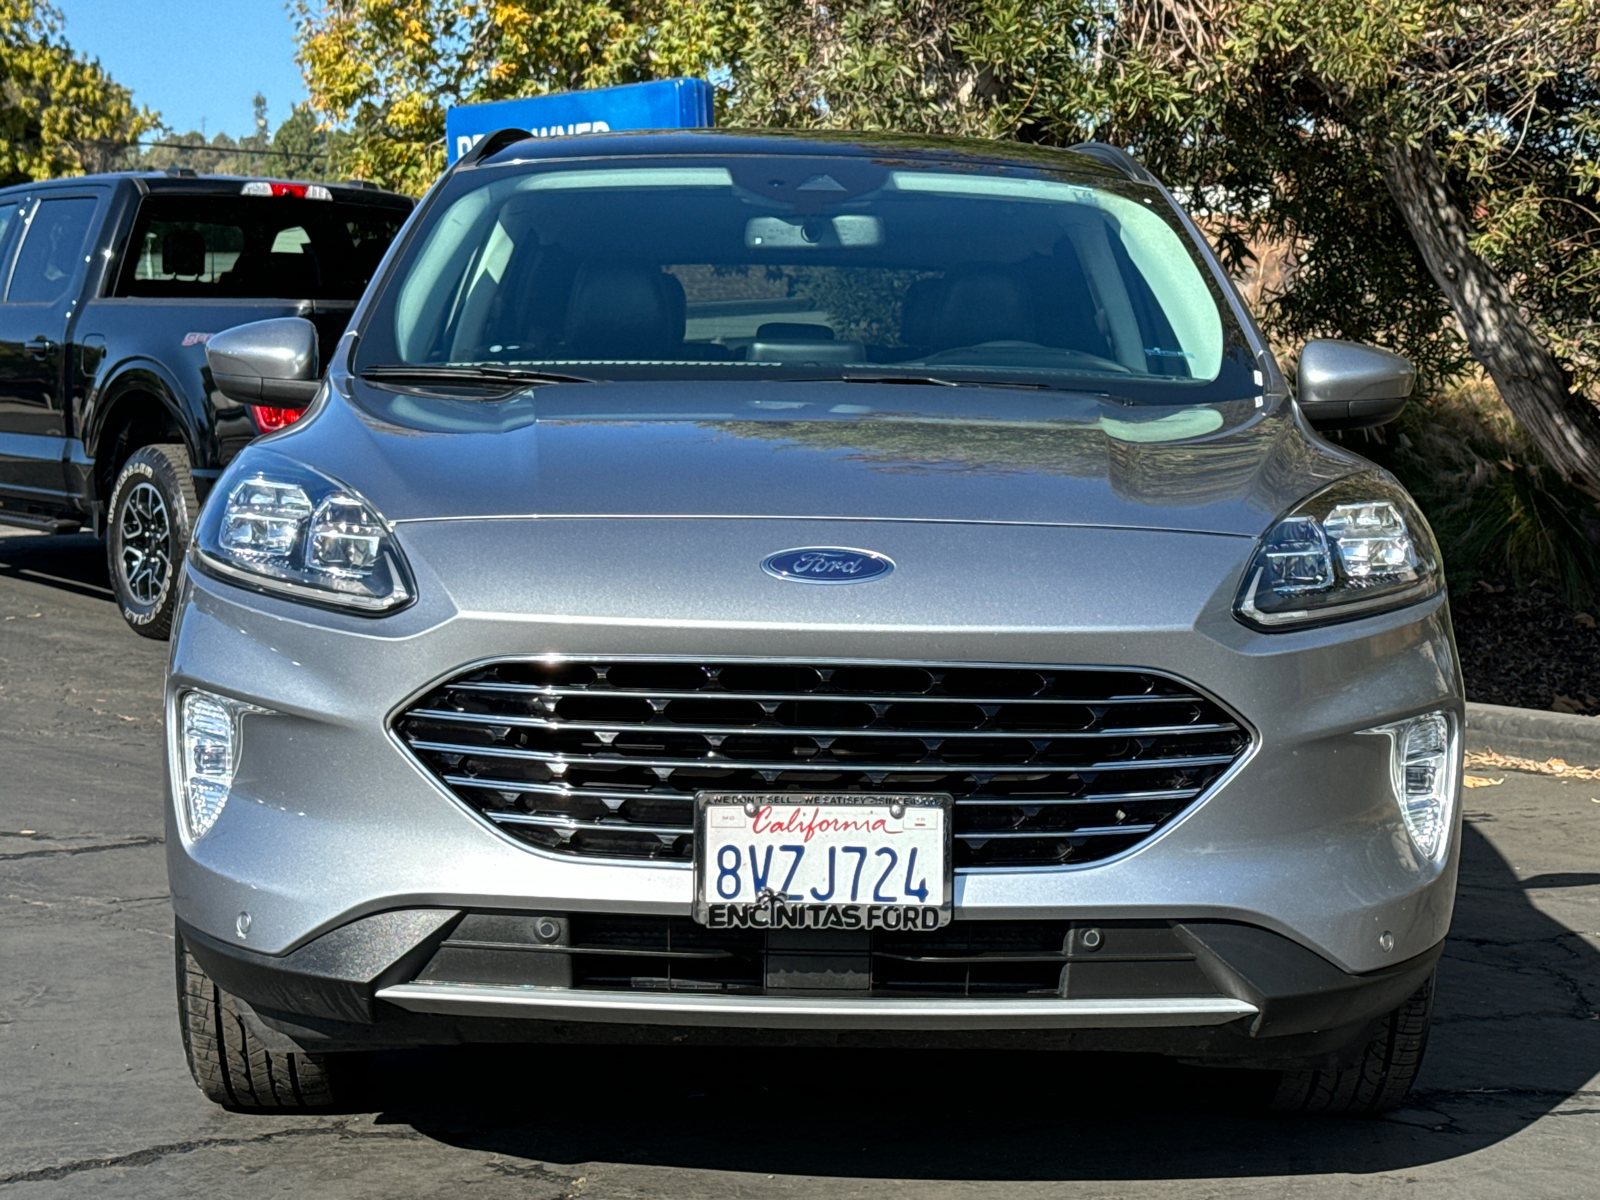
446;78;714;163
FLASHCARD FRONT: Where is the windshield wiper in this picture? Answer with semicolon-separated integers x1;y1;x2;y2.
795;373;1054;391
360;365;594;387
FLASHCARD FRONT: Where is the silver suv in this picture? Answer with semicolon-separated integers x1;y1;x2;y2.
167;131;1460;1115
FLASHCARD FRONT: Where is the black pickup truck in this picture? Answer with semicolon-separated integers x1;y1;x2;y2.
0;171;412;636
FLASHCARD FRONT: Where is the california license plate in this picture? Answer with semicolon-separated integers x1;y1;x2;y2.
693;793;953;930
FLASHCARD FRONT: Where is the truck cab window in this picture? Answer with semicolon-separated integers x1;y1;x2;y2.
7;197;97;304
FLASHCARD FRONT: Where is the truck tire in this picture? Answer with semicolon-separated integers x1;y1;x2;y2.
1271;971;1435;1115
177;935;359;1111
106;443;198;640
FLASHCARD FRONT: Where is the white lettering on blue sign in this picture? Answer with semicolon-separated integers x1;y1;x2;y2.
455;121;611;159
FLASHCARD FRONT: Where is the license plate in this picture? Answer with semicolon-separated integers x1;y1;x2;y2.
693;793;953;930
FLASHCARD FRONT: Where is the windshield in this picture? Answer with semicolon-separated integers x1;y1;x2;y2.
356;153;1258;400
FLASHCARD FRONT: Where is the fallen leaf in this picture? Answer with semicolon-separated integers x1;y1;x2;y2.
1552;694;1589;715
1464;775;1504;788
1577;612;1597;629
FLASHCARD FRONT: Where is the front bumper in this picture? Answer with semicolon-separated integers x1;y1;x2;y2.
178;909;1443;1064
167;516;1463;1046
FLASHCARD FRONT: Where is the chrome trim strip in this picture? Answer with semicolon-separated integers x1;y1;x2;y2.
406;708;1237;740
444;682;1206;706
443;776;1203;808
480;808;1153;841
484;811;688;837
375;982;1259;1029
406;739;1239;774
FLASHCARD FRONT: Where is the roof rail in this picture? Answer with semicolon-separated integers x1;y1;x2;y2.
1066;142;1158;185
459;128;532;167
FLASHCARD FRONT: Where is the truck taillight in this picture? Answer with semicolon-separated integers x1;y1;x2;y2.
248;405;305;433
240;182;332;200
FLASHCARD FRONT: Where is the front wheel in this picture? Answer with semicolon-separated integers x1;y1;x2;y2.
106;444;197;639
1271;971;1435;1114
177;932;363;1110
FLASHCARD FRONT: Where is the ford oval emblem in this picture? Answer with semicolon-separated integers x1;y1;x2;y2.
762;547;895;585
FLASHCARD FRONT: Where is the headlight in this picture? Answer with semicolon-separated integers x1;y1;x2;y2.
192;451;413;612
176;690;263;840
1234;474;1440;629
1363;710;1460;864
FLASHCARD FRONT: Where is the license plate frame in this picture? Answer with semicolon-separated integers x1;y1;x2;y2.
692;792;955;930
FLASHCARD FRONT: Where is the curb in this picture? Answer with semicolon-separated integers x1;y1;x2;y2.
1466;701;1600;766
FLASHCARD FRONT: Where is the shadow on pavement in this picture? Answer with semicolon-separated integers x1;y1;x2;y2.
359;822;1600;1180
0;532;113;602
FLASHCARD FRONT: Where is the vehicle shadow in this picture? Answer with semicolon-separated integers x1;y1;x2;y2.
0;531;114;602
365;821;1600;1180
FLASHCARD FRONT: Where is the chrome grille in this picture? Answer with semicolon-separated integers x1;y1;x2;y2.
394;659;1250;868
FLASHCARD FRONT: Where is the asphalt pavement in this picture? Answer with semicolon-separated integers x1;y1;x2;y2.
3;528;1599;1198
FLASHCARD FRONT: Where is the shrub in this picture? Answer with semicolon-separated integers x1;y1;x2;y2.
1347;378;1600;606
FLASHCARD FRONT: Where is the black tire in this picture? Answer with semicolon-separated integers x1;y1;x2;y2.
1271;971;1435;1115
176;934;356;1111
106;443;198;640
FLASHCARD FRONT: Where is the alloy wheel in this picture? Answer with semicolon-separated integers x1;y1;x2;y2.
119;481;171;605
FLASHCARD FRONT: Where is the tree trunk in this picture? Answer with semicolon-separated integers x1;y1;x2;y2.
1380;137;1600;501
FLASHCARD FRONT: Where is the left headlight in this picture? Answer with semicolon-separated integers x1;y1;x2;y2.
191;451;414;613
1234;473;1441;630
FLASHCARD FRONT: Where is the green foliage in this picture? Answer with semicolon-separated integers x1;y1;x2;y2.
292;0;748;193
1357;382;1600;604
0;0;154;183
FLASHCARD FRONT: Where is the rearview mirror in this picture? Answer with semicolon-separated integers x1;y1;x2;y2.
206;317;320;407
1296;339;1415;431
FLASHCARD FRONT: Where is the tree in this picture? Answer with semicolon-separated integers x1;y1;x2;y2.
1085;1;1600;500
0;0;155;182
292;0;745;193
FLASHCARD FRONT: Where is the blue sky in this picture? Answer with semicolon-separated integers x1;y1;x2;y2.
57;0;309;140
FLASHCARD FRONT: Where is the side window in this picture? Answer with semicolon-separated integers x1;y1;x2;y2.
7;196;98;304
270;226;311;254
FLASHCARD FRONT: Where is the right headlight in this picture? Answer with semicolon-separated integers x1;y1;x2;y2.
191;450;414;613
1234;473;1441;629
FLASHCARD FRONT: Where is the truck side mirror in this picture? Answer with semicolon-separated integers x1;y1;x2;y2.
1296;339;1415;431
206;317;320;406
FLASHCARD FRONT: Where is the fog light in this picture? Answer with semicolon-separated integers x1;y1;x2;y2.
177;691;262;840
1363;710;1459;864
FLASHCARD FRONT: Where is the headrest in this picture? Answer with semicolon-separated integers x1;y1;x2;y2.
563;263;678;359
929;270;1034;349
899;278;943;348
756;322;835;342
161;230;207;277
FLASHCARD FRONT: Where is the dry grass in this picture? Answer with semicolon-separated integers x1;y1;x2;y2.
1465;748;1600;779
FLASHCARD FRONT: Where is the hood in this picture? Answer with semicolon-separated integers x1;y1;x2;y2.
265;379;1366;537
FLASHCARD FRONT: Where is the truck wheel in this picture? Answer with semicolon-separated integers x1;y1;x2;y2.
107;444;197;640
1271;971;1435;1115
177;934;359;1111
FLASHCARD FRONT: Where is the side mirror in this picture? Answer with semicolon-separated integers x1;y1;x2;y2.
1296;339;1415;431
206;317;319;407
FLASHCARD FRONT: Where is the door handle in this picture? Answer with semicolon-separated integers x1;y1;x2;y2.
24;338;57;358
